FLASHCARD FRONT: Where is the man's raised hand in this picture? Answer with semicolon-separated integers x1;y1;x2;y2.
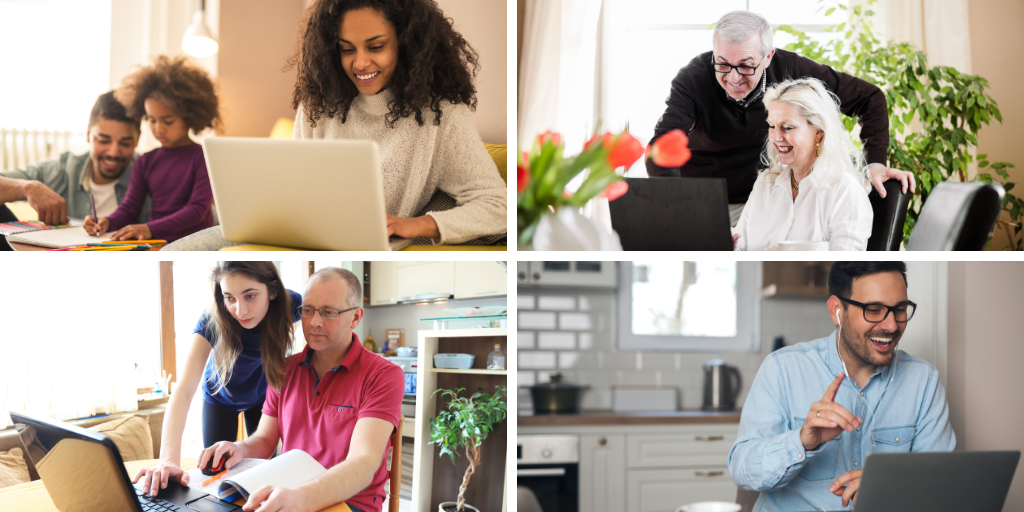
799;372;862;451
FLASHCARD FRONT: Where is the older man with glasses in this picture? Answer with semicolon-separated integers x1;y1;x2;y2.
728;261;955;511
646;10;915;226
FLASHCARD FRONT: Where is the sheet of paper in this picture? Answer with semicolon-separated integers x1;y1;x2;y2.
217;449;327;501
185;457;266;495
8;225;111;248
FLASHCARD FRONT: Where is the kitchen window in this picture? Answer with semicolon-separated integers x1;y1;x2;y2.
617;261;760;352
600;0;844;176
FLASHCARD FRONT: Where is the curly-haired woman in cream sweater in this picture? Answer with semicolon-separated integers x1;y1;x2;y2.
164;0;506;250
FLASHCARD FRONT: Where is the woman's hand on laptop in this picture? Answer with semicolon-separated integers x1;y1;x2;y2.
109;223;152;241
830;469;862;507
386;214;440;240
242;484;309;512
83;216;109;236
132;459;189;497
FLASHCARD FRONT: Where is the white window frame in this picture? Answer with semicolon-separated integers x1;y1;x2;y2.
617;261;760;352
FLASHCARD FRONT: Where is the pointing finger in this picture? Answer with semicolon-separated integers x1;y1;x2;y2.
822;373;844;402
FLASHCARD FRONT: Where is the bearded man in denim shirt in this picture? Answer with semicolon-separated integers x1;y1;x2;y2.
729;261;955;511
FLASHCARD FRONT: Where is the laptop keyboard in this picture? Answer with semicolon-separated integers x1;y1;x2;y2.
134;487;183;511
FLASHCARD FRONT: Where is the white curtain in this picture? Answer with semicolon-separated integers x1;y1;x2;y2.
0;260;161;428
518;0;603;153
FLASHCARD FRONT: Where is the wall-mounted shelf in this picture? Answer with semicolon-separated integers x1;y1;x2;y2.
761;262;834;299
430;368;508;375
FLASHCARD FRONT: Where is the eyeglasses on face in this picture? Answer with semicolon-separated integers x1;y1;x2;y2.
298;305;359;320
712;53;767;76
838;297;917;323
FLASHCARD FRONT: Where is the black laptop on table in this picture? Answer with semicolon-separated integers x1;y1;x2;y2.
608;177;734;251
10;411;240;512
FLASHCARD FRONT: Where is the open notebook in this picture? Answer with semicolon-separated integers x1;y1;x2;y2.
186;450;327;502
7;224;112;248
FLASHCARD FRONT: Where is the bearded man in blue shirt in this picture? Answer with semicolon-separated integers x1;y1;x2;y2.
729;261;955;511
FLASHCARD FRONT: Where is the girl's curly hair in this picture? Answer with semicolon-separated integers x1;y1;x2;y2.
115;55;223;134
288;0;479;128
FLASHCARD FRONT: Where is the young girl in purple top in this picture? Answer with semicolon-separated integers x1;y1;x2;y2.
85;55;218;242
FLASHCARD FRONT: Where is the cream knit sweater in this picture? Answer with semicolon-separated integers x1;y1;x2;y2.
293;90;507;244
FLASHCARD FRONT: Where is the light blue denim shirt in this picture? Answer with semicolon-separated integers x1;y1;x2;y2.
728;332;955;512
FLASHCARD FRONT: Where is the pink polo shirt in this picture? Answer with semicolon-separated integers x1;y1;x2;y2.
263;334;405;512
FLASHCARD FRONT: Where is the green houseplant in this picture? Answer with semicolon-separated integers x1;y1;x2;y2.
429;386;507;512
778;0;1022;249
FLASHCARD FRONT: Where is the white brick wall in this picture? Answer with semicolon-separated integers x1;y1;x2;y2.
517;288;838;414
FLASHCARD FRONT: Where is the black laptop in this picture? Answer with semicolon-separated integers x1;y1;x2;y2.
10;411;240;512
608;177;733;251
850;451;1020;512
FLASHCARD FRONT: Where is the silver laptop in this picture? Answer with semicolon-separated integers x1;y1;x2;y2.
851;450;1019;512
203;137;413;251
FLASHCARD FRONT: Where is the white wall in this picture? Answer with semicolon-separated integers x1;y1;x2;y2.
362;296;508;349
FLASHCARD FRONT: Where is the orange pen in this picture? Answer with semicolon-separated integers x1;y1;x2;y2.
202;469;228;487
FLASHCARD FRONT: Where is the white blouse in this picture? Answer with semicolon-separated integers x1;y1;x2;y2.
732;165;873;251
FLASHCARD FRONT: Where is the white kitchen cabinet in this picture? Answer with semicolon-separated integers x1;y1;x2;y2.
580;434;626;512
370;261;397;306
627;468;737;512
454;261;507;299
627;431;738;469
517;261;617;288
396;262;455;301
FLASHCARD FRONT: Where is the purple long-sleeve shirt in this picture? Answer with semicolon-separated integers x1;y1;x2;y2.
106;143;213;241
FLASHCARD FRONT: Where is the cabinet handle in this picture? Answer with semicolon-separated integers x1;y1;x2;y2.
533;272;541;280
518;272;526;280
598;437;607;446
695;470;724;478
695;435;725;442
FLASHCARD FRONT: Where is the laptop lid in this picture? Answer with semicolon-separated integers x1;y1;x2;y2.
9;411;223;512
203;137;398;251
608;177;733;251
855;451;1020;512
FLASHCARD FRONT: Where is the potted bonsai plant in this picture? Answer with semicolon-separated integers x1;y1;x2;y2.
429;385;507;512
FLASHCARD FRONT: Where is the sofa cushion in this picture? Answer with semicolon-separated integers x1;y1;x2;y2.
14;424;47;481
0;447;31;488
86;414;153;462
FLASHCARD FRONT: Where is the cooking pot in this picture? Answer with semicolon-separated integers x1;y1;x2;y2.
530;373;588;414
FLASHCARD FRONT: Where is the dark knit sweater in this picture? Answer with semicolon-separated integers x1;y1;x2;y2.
646;49;889;204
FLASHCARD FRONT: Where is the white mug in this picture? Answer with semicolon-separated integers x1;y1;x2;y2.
676;502;742;512
777;240;829;251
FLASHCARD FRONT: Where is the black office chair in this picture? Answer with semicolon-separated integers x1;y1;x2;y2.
906;182;1005;251
866;179;910;251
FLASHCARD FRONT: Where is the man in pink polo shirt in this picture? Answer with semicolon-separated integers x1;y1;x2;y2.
198;267;404;512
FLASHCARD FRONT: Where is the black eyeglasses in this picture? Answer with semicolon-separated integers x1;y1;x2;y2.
298;305;359;320
712;54;767;76
838;297;917;323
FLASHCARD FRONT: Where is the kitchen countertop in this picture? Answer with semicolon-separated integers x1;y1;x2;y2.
518;410;742;426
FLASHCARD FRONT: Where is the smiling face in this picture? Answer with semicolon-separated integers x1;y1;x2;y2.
836;271;909;369
337;7;398;96
87;117;139;185
714;34;772;100
302;276;363;353
219;273;277;330
144;97;191;148
767;101;822;175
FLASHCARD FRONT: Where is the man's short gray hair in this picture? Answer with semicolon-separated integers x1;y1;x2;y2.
307;267;363;309
713;10;774;58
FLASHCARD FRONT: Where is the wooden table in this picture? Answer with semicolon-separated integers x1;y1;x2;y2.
0;458;351;512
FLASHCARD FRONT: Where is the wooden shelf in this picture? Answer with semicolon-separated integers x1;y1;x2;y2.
761;284;830;298
761;262;834;299
430;368;508;375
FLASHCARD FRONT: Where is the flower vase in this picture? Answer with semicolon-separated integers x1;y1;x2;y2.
531;207;623;251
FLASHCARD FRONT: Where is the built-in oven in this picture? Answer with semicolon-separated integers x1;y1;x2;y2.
516;435;579;512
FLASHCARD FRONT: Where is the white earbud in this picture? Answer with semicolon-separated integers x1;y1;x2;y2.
835;307;841;323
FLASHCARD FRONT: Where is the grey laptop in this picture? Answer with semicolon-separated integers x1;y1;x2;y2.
608;177;734;251
10;411;240;512
850;451;1020;512
203;137;413;251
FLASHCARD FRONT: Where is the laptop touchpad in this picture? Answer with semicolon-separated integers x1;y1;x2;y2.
187;496;240;512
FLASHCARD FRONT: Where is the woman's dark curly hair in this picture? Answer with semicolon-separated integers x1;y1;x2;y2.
115;55;223;134
288;0;479;128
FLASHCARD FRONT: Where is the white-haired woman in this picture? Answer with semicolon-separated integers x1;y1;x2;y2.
732;77;873;250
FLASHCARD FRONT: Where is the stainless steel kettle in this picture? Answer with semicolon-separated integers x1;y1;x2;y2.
702;359;741;411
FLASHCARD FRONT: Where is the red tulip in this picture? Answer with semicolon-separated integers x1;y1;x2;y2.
600;180;629;201
536;130;563;148
607;132;644;169
517;164;529;194
646;129;691;167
